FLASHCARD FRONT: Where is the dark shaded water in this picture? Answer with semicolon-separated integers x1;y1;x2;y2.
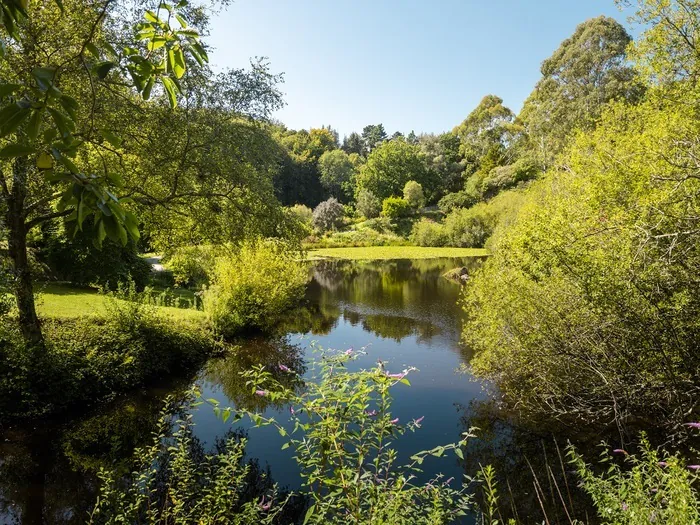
3;257;690;524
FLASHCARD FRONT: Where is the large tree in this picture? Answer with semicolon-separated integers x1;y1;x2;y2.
519;16;643;169
317;149;355;202
361;124;387;154
355;138;433;202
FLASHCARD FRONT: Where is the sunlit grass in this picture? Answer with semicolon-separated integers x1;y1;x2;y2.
34;283;205;322
308;246;488;260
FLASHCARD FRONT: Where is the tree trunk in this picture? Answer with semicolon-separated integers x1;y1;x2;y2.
6;157;44;348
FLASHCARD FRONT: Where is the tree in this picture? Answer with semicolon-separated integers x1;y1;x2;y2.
403;181;425;210
342;132;364;156
355;139;432;202
519;16;643;169
312;197;344;231
419;133;465;197
361;124;387;153
355;189;381;219
317;149;355;202
390;131;404;140
0;0;207;347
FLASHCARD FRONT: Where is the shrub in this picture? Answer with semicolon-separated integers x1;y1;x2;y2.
288;204;313;226
438;191;476;213
203;241;309;337
163;245;219;287
381;197;410;219
481;158;539;198
410;218;448;247
312;198;345;231
356;189;382;219
443;205;493;248
403;180;425;209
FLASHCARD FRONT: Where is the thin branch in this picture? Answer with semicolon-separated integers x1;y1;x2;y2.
25;209;72;231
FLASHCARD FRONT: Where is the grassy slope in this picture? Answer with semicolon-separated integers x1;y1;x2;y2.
308;246;488;260
35;283;205;321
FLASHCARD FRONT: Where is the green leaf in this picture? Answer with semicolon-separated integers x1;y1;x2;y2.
101;129;123;149
124;210;140;240
48;107;74;136
303;504;316;525
142;77;155;101
0;83;21;98
32;67;57;91
146;37;167;51
172;47;186;79
85;43;100;58
26;109;43;141
0;105;30;138
0;144;35;158
281;442;290;450
144;10;159;23
454;448;464;460
192;42;208;63
175;13;187;28
161;76;178;108
77;197;88;228
59;95;79;121
96;218;106;245
94;61;116;80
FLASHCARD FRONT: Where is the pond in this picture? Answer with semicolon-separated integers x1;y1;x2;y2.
0;257;623;523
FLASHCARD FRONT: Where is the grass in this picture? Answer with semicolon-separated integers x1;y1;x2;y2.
34;283;205;322
308;246;489;260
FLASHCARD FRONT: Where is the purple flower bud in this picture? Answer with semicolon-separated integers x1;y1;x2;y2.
290;406;295;415
345;348;353;355
688;465;700;471
444;477;454;485
622;503;629;511
278;364;291;373
684;422;700;429
389;417;399;424
658;461;668;467
259;496;272;511
612;449;628;455
255;390;268;397
366;410;378;417
386;372;405;379
414;416;425;425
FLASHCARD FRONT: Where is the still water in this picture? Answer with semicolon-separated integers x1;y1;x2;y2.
0;257;599;523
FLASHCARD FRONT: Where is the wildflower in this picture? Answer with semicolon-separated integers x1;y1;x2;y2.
414;416;425;425
259;496;272;511
278;364;291;373
612;449;628;455
290;406;295;415
389;417;399;424
658;461;668;467
345;348;353;355
386;372;405;379
255;390;268;397
688;465;700;471
366;410;378;416
622;503;629;511
444;477;454;485
684;422;700;429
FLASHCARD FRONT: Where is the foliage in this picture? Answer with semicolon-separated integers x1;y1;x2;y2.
309;246;488;260
163;245;220;288
203;240;309;337
381;197;411;220
519;16;643;169
288;204;314;226
438;191;477;213
570;435;700;524
235;350;475;524
403;180;425;209
90;402;295;524
312;197;345;232
0;298;219;418
306;228;408;249
356;139;434;202
410;218;449;247
356;189;382;219
418;132;465;198
39;221;151;290
463;90;700;426
318;149;355;202
361;123;388;154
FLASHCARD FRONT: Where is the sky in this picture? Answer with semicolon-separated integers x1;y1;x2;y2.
206;0;638;139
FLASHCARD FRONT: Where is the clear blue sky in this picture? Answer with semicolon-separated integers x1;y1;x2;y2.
206;1;636;138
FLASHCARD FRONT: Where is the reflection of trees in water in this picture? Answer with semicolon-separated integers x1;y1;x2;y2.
0;384;190;524
203;336;306;412
361;314;441;343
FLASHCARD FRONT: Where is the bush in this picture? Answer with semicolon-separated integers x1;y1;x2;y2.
312;198;345;231
356;189;382;219
481;158;539;198
443;205;493;248
438;191;476;213
287;204;313;226
403;180;425;209
381;197;410;219
204;241;309;337
163;245;219;287
0;301;220;418
410;218;448;247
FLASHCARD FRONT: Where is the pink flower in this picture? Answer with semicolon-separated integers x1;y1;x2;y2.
259;496;272;511
444;477;454;485
290;406;295;415
386;372;405;379
658;461;668;467
414;416;425;425
688;465;700;471
365;410;378;416
345;348;353;355
622;503;629;511
255;390;268;397
684;422;700;429
389;417;399;424
278;364;291;372
612;449;628;455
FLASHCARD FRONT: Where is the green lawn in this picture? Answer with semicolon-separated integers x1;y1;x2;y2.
307;246;488;260
34;283;205;322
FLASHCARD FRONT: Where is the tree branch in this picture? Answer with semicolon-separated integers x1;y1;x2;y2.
25;209;72;231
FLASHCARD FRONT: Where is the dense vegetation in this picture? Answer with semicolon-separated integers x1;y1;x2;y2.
2;0;700;522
